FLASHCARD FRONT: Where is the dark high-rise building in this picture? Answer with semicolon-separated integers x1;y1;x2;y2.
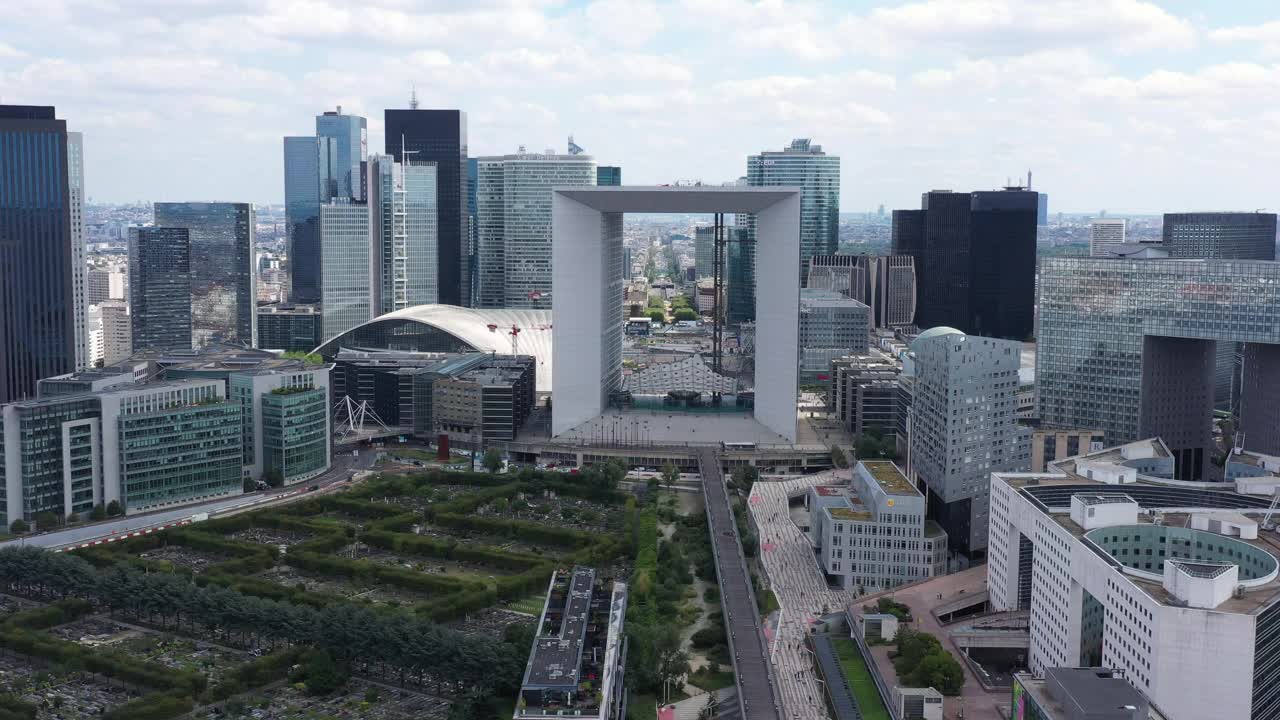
153;202;257;348
128;227;192;353
0;105;76;403
315;108;367;202
384;108;468;306
1163;212;1277;261
597;166;622;186
257;303;322;353
283;136;321;303
894;189;1036;339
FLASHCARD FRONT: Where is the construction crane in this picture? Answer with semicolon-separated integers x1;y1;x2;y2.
487;322;552;355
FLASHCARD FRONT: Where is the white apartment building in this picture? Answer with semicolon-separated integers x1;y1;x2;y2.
807;461;947;592
988;438;1280;720
1089;218;1127;257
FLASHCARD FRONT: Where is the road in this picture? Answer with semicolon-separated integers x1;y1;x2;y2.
697;447;783;720
1;446;378;551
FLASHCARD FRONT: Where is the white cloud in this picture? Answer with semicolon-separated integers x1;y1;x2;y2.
0;41;27;59
1080;63;1280;101
1211;21;1280;58
584;0;665;48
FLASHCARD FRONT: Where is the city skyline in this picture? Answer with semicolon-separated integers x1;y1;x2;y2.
2;1;1279;212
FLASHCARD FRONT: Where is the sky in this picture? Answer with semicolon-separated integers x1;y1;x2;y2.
2;0;1280;213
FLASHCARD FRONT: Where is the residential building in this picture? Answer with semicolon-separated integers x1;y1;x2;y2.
829;355;899;440
100;301;131;366
257;303;323;353
229;367;330;485
745;139;839;285
806;461;947;592
988;439;1280;720
1090;218;1127;257
153;202;257;348
893;188;1037;340
1037;257;1280;479
384;108;468;306
0;105;78;403
475;150;596;309
799;289;870;384
368;153;439;314
907;327;1029;555
515;567;628;720
1163;212;1277;261
596;166;622;186
128;227;192;353
1011;668;1155;720
318;202;373;343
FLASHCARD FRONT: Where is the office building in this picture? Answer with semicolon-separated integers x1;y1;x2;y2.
1027;426;1105;472
467;157;479;306
68;132;87;371
283;135;323;303
87;266;127;305
432;355;536;443
318;202;373;343
745;139;839;285
806;461;947;592
475;150;596;309
1011;668;1154;720
596;166;622;186
128;227;192;353
0;105;78;403
1037;257;1280;480
1090;218;1128;257
988;439;1280;720
384;108;468;306
515;567;628;720
726;224;755;324
694;225;716;279
893;189;1037;339
368;153;439;314
229;367;330;485
829;355;899;440
316;107;367;203
1163;212;1277;261
552;187;800;443
1037;192;1048;226
907;327;1029;555
257;303;323;353
808;255;918;329
100;301;132;366
798;289;870;384
807;254;864;299
153;202;256;348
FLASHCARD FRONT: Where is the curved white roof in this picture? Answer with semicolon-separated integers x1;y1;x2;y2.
911;326;965;350
320;304;554;391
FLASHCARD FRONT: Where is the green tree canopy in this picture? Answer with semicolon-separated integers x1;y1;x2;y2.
482;448;503;474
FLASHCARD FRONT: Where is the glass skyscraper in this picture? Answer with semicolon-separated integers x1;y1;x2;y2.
319;202;373;343
153;202;257;348
369;154;439;314
746;139;839;286
128;227;192;352
384;108;468;306
0;105;77;403
315;108;367;202
1038;257;1280;479
474;150;596;309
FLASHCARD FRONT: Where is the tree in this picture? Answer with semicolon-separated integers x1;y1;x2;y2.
33;511;58;531
730;466;758;493
66;513;80;525
106;500;123;517
482;448;503;474
89;504;106;522
9;519;29;534
646;309;665;324
302;650;347;695
674;307;698;322
660;463;680;488
907;650;964;694
830;445;849;469
263;469;285;488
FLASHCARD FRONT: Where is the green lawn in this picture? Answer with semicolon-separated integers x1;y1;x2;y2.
757;588;780;615
689;667;735;692
831;637;892;720
509;593;546;616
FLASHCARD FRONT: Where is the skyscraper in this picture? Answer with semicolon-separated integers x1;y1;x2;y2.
1163;212;1277;261
384;108;468;306
694;225;716;279
746;139;839;285
475;150;596;309
153;202;257;348
0;105;77;403
907;327;1029;555
315;107;367;202
726;225;755;324
319;202;373;343
68;132;87;371
894;188;1037;340
368;154;439;315
1089;218;1127;257
128;227;192;353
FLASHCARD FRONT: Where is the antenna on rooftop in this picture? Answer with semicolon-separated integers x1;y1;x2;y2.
409;85;419;110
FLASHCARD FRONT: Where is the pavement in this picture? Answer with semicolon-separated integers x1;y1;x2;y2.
1;445;378;552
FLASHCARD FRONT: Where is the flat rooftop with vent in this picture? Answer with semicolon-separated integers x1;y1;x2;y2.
515;566;628;720
988;438;1280;720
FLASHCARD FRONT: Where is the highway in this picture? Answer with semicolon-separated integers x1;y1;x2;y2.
1;446;377;552
698;447;783;720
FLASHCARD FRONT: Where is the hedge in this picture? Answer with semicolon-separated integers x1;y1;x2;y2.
1;598;93;630
101;692;193;720
284;551;483;595
0;628;205;695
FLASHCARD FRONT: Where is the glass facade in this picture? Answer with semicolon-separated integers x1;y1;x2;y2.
0;105;75;404
257;304;322;352
315;109;366;203
262;387;328;483
475;158;506;308
284;136;321;303
319;203;372;343
745;139;839;286
727;226;755;324
596;166;622;186
153;202;257;348
316;318;477;359
128;227;192;352
117;392;242;512
0;397;100;525
1164;212;1277;262
1038;257;1280;473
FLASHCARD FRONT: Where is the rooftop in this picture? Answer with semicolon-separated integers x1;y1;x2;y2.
861;461;917;496
1016;668;1158;720
829;507;873;521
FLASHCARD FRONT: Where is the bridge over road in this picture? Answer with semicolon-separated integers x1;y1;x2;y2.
697;447;783;720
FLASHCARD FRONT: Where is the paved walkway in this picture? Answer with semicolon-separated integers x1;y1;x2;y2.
750;470;862;720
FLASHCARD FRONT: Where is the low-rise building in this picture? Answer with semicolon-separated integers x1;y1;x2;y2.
434;356;536;443
1012;667;1158;720
799;288;870;384
515;566;628;720
229;367;331;485
257;303;324;353
829;355;900;440
807;461;947;592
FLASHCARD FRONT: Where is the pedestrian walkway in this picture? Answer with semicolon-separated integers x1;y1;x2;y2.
750;470;863;720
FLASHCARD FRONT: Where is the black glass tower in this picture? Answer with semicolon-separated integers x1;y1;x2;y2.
384;108;468;306
128;227;193;352
0;105;75;403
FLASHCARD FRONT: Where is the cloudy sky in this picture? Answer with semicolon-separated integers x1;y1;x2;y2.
3;0;1279;213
